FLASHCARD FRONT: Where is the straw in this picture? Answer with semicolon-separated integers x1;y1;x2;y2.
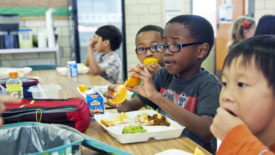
37;84;46;99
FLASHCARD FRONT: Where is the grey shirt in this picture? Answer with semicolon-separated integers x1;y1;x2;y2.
137;68;221;154
96;52;121;84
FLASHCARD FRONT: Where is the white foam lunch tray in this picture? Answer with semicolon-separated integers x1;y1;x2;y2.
94;110;185;144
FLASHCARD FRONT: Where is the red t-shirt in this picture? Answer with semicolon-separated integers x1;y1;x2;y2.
217;125;275;155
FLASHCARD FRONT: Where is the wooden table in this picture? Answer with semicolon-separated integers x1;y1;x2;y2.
29;70;212;155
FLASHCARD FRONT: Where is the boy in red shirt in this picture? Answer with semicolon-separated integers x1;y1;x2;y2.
210;35;275;154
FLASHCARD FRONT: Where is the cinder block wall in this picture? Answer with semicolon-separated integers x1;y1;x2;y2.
255;0;275;22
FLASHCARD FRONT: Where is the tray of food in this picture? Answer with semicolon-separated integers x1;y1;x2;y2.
94;110;185;144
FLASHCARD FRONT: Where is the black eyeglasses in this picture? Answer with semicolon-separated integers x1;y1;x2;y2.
135;45;158;55
156;42;202;53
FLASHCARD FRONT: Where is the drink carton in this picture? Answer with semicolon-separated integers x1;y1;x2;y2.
86;89;105;120
67;61;78;77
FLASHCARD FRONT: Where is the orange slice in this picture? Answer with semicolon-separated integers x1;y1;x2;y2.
194;147;204;155
101;119;109;127
78;84;89;93
143;58;158;66
125;58;158;87
108;85;127;104
125;72;140;87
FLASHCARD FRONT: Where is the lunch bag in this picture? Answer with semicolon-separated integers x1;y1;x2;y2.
0;122;132;155
3;98;90;132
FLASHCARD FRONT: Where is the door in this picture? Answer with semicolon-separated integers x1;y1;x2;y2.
71;0;127;81
215;0;245;79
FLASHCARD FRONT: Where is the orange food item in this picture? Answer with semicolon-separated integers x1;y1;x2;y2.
143;58;158;66
194;147;204;155
125;72;140;87
125;58;159;88
78;84;89;93
108;85;127;104
101;119;109;127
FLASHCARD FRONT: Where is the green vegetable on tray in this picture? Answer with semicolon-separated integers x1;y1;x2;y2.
122;125;147;134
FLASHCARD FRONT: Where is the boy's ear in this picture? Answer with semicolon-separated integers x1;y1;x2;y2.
104;40;110;47
197;43;210;59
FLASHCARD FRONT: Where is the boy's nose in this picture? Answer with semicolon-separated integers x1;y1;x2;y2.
220;88;235;104
163;48;172;56
145;49;153;57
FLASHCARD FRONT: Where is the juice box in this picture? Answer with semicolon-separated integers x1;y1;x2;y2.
86;89;105;120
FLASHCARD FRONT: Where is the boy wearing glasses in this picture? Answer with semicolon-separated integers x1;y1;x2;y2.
104;15;221;154
132;25;164;103
135;25;165;75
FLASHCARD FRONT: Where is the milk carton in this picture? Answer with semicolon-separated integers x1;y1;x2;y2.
86;89;105;120
67;61;78;77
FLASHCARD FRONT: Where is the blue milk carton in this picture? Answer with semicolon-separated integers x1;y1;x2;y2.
67;61;78;77
86;88;105;120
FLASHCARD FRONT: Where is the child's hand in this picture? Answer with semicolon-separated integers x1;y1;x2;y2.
103;81;124;108
0;95;21;127
126;64;158;99
148;62;162;75
210;107;245;140
88;35;98;51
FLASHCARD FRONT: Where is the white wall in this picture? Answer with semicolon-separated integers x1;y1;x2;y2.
193;0;216;74
255;0;275;22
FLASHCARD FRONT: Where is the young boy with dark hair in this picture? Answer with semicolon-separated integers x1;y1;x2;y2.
85;25;123;84
131;25;164;101
104;15;221;154
211;35;275;155
135;25;165;74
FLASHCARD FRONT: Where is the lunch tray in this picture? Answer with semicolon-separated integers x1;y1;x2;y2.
94;110;185;144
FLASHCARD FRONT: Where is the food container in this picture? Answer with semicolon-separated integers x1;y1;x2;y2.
67;61;78;77
86;90;105;120
28;84;61;99
94;110;185;144
0;122;131;155
18;29;33;49
56;64;89;76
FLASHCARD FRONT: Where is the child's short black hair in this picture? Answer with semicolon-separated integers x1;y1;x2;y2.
254;15;275;36
224;35;275;94
135;25;164;45
95;25;123;51
167;15;214;58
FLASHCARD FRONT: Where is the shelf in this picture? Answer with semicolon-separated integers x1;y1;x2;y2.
0;45;60;66
0;45;59;54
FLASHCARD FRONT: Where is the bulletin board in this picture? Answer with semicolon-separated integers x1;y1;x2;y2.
0;0;69;19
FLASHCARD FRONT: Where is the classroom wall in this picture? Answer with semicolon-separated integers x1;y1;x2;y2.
254;0;275;22
0;0;71;67
192;0;216;74
0;0;191;69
